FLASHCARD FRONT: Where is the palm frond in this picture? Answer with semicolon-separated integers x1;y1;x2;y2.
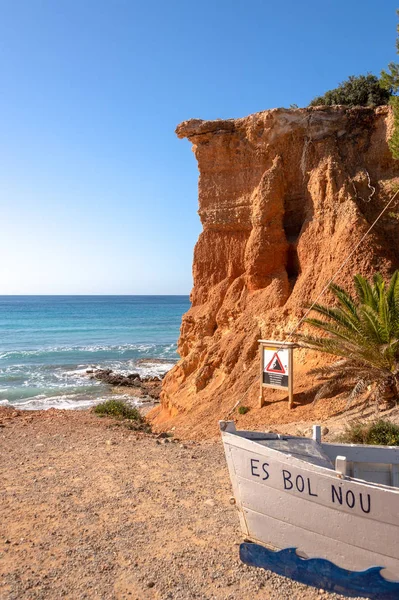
354;274;377;309
359;304;385;344
297;271;399;410
387;270;399;309
329;282;359;319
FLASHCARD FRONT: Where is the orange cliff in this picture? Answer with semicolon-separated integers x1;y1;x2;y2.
149;106;399;438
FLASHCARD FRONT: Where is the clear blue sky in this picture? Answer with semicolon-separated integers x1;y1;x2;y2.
1;0;397;294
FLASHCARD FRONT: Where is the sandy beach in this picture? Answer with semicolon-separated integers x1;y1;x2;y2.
0;408;366;600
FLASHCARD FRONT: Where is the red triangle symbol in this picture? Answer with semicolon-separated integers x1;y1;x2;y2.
266;352;286;374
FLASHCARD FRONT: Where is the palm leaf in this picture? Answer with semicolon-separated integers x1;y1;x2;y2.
329;282;359;319
297;271;399;409
354;274;377;309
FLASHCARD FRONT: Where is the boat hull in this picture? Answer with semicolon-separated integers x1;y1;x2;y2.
221;424;399;589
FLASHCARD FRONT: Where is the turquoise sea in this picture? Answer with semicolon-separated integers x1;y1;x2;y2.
0;296;190;410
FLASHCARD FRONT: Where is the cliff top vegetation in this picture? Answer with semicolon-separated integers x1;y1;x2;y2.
309;11;399;110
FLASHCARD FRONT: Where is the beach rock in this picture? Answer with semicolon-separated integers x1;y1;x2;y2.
153;105;399;434
90;368;163;398
126;373;140;380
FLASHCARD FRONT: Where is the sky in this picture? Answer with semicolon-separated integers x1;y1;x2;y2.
0;0;398;294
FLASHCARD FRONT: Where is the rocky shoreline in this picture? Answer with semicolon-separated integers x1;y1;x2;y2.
86;368;164;401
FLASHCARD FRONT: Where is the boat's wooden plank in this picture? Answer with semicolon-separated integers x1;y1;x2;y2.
243;507;399;580
222;446;250;536
225;442;399;526
392;465;399;488
353;463;392;486
322;443;399;465
230;433;281;440
238;477;399;559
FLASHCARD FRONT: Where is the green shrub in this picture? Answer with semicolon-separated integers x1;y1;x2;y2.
238;406;250;415
389;96;399;159
339;420;399;446
309;74;390;108
380;10;399;95
93;399;143;421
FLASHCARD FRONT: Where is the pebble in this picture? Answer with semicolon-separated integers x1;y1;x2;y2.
204;499;216;507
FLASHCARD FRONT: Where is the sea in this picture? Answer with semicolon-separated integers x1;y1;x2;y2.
0;295;190;411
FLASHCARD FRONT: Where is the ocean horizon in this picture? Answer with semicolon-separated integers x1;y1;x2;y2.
0;295;190;410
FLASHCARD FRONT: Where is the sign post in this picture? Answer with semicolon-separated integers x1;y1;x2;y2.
259;340;298;409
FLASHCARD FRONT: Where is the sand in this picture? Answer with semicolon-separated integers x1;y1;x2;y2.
0;408;367;600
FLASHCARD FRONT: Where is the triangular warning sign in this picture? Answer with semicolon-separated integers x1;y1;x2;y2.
266;352;286;374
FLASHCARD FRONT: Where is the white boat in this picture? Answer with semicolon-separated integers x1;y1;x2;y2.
220;420;399;599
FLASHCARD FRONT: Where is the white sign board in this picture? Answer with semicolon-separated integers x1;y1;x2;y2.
263;346;289;389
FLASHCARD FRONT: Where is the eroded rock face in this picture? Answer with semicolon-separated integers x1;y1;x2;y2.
152;106;399;434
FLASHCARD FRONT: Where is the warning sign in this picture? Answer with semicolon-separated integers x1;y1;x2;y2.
263;347;289;389
259;339;297;408
266;353;286;374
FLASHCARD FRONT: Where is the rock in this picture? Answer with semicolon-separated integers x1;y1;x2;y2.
204;499;215;507
322;427;329;436
155;106;399;432
90;369;161;398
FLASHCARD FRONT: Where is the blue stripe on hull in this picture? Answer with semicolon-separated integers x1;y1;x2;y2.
240;543;399;599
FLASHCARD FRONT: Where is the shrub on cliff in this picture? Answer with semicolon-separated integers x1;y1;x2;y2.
339;420;399;446
297;271;399;408
389;96;399;159
309;74;390;108
380;10;399;95
380;11;399;159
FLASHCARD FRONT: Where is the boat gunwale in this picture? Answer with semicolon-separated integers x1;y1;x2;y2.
221;429;399;493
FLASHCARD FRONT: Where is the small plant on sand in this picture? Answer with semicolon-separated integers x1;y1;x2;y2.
94;399;143;421
297;271;399;408
238;406;250;415
338;420;399;446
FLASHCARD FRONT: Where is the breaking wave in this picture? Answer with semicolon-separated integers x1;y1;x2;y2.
0;294;188;411
0;342;177;361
